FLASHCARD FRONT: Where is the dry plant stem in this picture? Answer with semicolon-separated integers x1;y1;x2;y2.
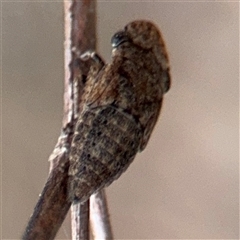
22;0;112;239
22;150;72;240
90;190;114;239
65;1;94;239
64;1;112;239
71;202;90;240
22;0;92;239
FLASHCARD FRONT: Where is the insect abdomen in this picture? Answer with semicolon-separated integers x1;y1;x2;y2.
69;105;143;202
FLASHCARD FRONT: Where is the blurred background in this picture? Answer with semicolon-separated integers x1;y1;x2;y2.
2;1;238;239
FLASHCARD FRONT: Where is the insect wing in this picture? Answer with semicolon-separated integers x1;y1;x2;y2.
69;105;143;201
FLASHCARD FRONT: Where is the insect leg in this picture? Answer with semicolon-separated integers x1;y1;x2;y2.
74;51;106;114
80;51;105;75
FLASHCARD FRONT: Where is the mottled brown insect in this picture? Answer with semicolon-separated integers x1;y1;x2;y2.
68;20;171;202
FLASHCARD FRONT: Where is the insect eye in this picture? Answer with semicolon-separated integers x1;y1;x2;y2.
111;31;130;48
162;70;171;93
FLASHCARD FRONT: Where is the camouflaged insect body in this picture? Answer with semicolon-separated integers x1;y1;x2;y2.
68;20;171;202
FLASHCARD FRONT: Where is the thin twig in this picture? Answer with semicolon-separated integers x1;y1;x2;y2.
64;1;95;239
71;202;90;240
64;1;113;239
23;1;113;239
90;190;114;239
22;139;72;240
